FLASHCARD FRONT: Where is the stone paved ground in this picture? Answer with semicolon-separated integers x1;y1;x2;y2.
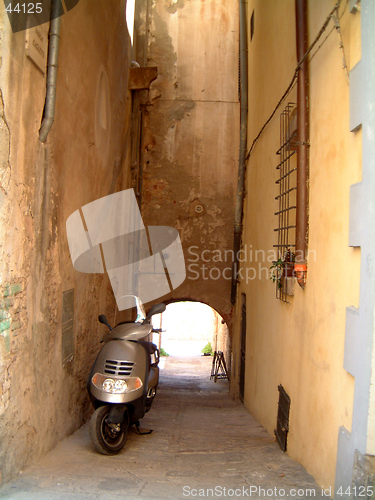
0;356;326;500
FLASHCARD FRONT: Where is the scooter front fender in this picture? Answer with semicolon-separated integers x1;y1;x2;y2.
89;340;147;404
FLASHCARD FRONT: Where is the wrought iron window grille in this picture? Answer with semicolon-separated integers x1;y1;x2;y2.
273;103;297;302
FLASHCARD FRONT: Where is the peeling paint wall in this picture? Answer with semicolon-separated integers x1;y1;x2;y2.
0;0;133;483
140;0;239;324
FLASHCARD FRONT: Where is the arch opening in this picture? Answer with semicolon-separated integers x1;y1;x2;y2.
150;301;230;365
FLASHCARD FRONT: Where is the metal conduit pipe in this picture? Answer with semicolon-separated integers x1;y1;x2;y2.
294;0;309;288
231;0;248;305
39;0;63;143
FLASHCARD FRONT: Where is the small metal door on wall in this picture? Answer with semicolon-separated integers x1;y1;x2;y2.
239;293;246;402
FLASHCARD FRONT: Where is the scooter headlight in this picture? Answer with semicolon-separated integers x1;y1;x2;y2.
114;379;127;392
101;378;127;393
92;373;142;394
101;378;117;392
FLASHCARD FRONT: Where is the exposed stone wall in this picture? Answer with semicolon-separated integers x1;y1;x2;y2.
140;0;240;325
351;451;375;499
0;0;132;483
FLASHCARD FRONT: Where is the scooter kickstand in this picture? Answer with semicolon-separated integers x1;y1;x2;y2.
134;421;153;435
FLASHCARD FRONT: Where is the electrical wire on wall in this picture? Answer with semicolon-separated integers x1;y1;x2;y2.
330;8;350;83
245;0;350;162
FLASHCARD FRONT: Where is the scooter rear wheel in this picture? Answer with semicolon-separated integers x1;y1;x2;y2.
89;405;128;455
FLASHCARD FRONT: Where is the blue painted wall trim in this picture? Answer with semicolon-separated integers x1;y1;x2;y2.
335;0;375;496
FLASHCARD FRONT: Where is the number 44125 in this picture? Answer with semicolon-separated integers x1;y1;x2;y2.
6;3;43;14
337;486;374;497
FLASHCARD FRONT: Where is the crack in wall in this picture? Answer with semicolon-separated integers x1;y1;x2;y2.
0;88;11;195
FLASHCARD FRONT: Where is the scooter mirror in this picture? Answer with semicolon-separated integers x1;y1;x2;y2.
98;314;113;330
144;303;166;322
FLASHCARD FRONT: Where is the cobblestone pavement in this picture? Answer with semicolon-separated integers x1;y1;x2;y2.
0;356;325;500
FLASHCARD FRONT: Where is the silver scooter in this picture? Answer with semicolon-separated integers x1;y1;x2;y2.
87;295;166;455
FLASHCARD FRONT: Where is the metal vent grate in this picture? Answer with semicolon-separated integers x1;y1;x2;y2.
104;360;134;376
275;384;291;452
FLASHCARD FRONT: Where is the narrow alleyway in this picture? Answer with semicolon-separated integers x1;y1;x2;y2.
0;357;325;500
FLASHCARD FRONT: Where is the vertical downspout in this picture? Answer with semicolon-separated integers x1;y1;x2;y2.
294;0;309;288
231;0;248;305
39;0;63;143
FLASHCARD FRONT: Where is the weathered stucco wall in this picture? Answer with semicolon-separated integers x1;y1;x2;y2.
231;0;362;490
0;0;132;483
141;0;239;324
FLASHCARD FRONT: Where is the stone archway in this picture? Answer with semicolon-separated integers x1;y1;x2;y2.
136;0;240;328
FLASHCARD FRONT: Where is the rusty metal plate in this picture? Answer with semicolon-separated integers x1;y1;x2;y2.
128;67;158;90
25;16;49;74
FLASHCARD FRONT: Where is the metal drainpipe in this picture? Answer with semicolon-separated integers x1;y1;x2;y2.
294;0;309;288
39;0;63;143
231;0;248;305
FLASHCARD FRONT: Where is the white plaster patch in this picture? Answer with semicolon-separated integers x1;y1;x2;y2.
164;126;176;162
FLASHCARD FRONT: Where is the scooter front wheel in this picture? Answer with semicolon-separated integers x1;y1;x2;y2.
89;405;128;455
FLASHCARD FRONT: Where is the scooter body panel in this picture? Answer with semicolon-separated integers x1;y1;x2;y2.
88;338;159;422
89;340;148;405
148;365;159;390
102;323;152;342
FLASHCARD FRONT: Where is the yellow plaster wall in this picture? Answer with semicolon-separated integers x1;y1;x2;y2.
234;0;361;488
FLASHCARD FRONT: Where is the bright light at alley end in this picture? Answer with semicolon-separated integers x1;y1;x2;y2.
92;373;143;394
